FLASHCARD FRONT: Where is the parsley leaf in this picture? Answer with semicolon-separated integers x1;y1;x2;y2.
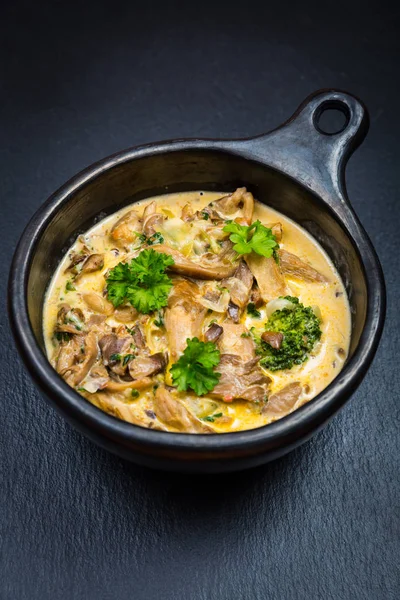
106;249;174;314
170;337;221;396
223;220;279;258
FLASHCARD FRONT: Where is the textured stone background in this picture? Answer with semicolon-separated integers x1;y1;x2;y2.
1;1;398;598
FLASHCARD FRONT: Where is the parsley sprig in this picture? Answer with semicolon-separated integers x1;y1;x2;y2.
170;337;221;396
106;249;174;314
223;220;279;259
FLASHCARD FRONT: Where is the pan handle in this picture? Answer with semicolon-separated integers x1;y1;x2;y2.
234;89;369;206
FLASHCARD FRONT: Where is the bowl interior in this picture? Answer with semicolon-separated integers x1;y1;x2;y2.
27;149;367;360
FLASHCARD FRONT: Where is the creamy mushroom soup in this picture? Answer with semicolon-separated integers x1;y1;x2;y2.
43;189;351;433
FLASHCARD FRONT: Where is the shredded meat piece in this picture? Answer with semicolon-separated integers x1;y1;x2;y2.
212;355;271;402
278;249;329;283
129;352;167;380
245;254;290;303
154;387;212;433
262;382;302;418
165;279;207;361
218;323;255;361
222;261;253;308
110;209;142;246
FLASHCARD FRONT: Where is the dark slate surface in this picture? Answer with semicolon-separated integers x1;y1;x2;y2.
1;2;398;599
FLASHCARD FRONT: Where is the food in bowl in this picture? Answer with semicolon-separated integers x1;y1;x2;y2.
43;188;350;433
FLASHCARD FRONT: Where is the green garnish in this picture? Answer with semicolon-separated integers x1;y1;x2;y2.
241;332;251;338
131;389;140;399
106;249;174;314
147;232;164;246
247;303;261;318
170;337;221;396
65;280;76;292
202;211;209;220
223;220;279;259
201;412;223;423
55;332;71;342
76;387;87;393
123;354;135;366
258;296;322;371
110;353;135;366
154;312;164;327
135;231;164;246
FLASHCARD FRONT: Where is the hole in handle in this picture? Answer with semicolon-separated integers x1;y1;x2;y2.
313;100;351;136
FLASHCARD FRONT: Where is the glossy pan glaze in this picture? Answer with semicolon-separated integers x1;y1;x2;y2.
8;90;386;472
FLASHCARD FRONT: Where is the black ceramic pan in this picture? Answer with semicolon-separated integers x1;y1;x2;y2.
8;90;386;473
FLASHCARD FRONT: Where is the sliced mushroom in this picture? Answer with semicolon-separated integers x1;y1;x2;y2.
114;305;139;323
152;243;238;280
165;279;207;361
261;331;284;350
82;292;114;315
204;323;223;343
56;304;85;334
206;187;254;225
74;254;104;281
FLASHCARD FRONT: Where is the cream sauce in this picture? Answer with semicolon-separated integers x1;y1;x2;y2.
43;191;351;432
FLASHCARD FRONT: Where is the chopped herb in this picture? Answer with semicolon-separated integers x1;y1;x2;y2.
135;233;147;244
80;345;85;354
208;319;217;326
131;389;140;399
241;332;251;338
147;232;164;246
122;354;135;366
247;303;261;318
153;384;159;392
201;412;223;423
110;353;122;362
202;211;209;220
65;280;76;292
76;387;87;393
55;332;71;342
257;296;322;371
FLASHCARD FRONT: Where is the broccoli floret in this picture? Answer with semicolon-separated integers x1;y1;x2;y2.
258;296;321;371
